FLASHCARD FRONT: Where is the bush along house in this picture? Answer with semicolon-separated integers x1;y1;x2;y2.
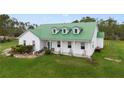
18;22;104;58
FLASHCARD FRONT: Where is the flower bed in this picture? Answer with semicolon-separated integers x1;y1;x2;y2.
11;45;33;54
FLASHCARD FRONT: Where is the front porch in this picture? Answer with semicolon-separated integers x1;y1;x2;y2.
43;40;87;57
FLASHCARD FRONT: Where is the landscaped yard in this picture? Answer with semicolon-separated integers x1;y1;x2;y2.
0;40;124;78
0;40;17;53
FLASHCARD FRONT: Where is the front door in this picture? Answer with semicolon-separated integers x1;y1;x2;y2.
47;42;50;49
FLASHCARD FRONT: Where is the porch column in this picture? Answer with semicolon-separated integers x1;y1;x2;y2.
72;41;76;55
49;40;52;49
50;40;52;49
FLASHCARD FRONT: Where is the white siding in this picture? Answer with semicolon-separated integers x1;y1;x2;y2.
19;31;44;51
61;41;70;55
85;42;92;57
72;41;86;57
85;26;98;57
40;40;45;50
97;38;104;48
51;41;60;53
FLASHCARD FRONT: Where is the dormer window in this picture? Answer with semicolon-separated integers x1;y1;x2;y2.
62;28;68;34
52;28;58;34
73;27;80;34
53;29;56;33
63;29;66;33
75;29;78;33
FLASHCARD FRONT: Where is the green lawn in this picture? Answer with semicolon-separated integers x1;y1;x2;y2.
0;40;17;53
0;40;124;78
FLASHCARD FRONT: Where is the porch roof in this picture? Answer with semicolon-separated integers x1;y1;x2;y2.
97;32;105;38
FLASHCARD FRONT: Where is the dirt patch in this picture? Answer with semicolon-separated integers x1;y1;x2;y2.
1;48;12;56
104;57;122;63
14;54;37;58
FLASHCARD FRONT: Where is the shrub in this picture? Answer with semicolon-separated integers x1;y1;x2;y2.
0;39;6;43
6;39;11;42
12;45;33;54
45;49;51;55
0;38;11;43
25;45;33;53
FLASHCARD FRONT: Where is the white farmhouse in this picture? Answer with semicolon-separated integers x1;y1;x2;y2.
18;22;104;58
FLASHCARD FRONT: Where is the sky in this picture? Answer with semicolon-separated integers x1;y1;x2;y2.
9;14;124;25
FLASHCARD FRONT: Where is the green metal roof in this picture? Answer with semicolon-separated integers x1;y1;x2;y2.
30;22;97;42
97;32;105;38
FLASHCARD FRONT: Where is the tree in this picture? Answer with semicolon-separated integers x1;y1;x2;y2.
72;20;79;23
80;16;96;22
28;25;35;29
98;18;119;40
25;22;37;30
72;16;124;40
0;14;27;37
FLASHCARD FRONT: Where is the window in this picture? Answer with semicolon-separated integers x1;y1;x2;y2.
81;42;85;49
92;44;94;48
73;27;80;34
53;29;56;33
92;42;94;48
57;41;61;47
23;40;26;46
62;28;68;34
32;41;35;50
52;28;58;34
63;29;66;33
32;40;35;46
74;29;78;33
68;42;71;48
47;42;50;49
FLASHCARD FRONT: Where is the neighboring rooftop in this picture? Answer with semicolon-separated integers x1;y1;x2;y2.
97;32;105;38
30;22;98;42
